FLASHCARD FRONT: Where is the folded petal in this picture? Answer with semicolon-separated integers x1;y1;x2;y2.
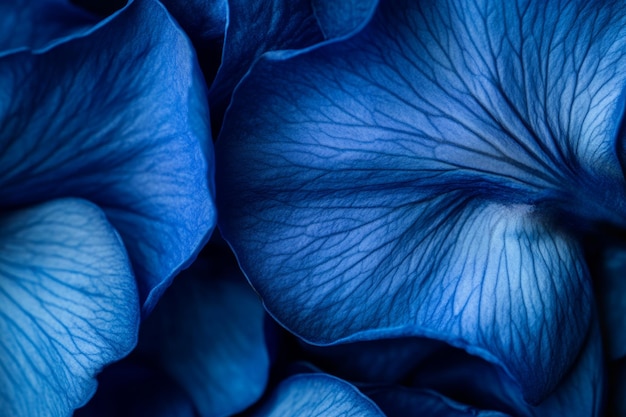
253;374;384;417
158;0;226;82
0;0;98;54
311;0;377;39
136;245;269;417
407;319;604;416
219;170;592;402
216;0;625;402
364;328;603;417
0;198;139;416
209;0;324;131
303;317;603;416
302;336;445;384
160;0;227;42
0;0;215;313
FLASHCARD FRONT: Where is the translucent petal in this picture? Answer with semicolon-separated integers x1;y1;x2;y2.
216;0;625;402
253;374;384;417
0;198;139;416
209;0;324;131
0;0;216;313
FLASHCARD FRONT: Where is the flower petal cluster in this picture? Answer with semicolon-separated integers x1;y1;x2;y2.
0;0;215;415
4;0;626;415
216;0;626;414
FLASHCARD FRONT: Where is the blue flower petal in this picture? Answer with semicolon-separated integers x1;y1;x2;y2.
160;0;227;42
209;0;324;131
531;321;605;416
253;373;384;417
311;0;377;39
218;180;592;403
408;320;605;416
216;0;625;403
364;322;603;416
0;198;139;416
303;319;603;415
0;0;216;314
0;0;98;54
302;337;445;384
136;245;269;417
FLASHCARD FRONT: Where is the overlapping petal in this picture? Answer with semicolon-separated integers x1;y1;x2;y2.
208;0;324;131
302;337;445;384
303;318;603;416
253;373;384;417
0;0;216;313
0;0;98;54
160;0;227;42
0;198;139;417
136;246;269;417
311;0;377;39
217;0;626;403
405;320;604;416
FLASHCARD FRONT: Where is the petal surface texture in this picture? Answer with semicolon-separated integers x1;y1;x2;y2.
209;0;324;130
0;198;139;417
217;0;626;403
159;0;227;42
137;249;269;417
253;374;384;417
0;0;216;313
406;319;604;416
0;0;98;53
311;0;377;39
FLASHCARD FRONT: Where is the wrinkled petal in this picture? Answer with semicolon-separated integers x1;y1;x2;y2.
253;373;384;417
0;198;139;416
311;0;377;39
0;0;98;54
136;244;269;417
208;0;324;131
217;0;625;403
75;361;196;417
0;0;215;313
